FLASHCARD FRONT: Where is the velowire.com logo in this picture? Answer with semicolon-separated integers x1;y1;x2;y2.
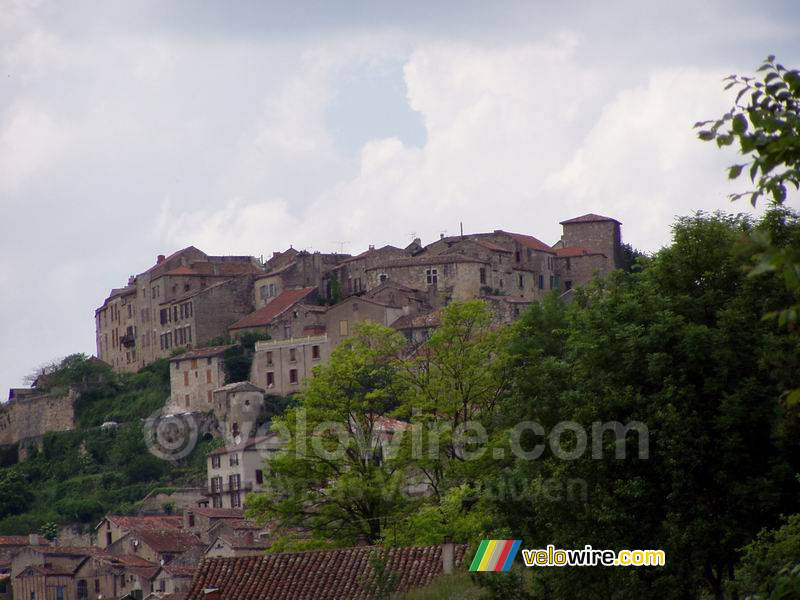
469;540;522;572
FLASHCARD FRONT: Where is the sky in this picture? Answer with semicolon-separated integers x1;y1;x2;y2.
2;0;799;389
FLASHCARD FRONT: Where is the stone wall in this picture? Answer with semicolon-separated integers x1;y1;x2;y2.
0;389;77;446
561;220;622;269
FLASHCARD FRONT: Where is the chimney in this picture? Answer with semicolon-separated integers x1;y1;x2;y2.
157;254;166;264
440;233;444;240
442;540;455;575
369;245;375;251
28;533;39;546
127;275;135;285
413;237;421;246
203;588;222;599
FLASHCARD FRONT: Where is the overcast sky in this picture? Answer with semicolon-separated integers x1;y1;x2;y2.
2;0;799;389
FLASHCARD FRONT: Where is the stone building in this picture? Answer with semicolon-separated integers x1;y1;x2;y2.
95;247;263;373
324;296;406;348
254;250;346;310
167;346;233;413
0;388;76;446
228;287;319;339
203;436;284;510
555;213;623;269
324;245;410;299
211;382;265;439
250;335;330;397
94;515;183;551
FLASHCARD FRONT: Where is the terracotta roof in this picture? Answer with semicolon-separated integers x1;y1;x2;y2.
189;507;246;519
101;515;184;532
186;544;467;600
472;239;511;253
28;546;102;557
504;232;553;253
0;536;28;546
228;288;316;330
93;554;160;578
554;246;605;258
157;564;197;577
263;261;297;277
559;213;621;225
132;531;202;554
170;345;236;362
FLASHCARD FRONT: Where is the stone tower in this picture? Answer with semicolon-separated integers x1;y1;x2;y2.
559;213;623;269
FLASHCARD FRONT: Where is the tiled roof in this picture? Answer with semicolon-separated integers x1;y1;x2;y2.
186;544;467;600
213;381;265;393
103;515;184;531
338;245;406;265
158;564;197;577
132;531;202;554
0;536;28;546
28;546;102;557
169;345;236;362
213;533;270;551
559;213;621;225
18;564;76;577
228;288;316;330
504;232;553;253
554;246;604;258
189;507;246;519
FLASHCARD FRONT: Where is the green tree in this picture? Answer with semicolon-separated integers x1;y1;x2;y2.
249;323;412;546
493;212;800;599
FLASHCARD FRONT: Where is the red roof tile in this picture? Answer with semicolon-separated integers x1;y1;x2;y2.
0;536;28;546
559;213;621;225
103;515;184;531
228;288;316;330
186;544;467;600
554;246;604;258
189;508;246;519
131;531;202;554
504;232;553;253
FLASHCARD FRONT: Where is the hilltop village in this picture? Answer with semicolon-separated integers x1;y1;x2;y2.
0;214;622;599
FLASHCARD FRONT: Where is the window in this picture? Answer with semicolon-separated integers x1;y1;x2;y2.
566;258;572;271
538;274;544;290
159;580;166;592
191;358;198;369
77;580;88;600
518;273;524;289
230;453;239;467
379;273;388;283
231;492;241;508
515;250;521;262
312;345;320;360
255;469;264;484
352;302;359;312
266;351;273;366
206;369;212;384
188;513;195;527
230;473;241;489
160;308;170;325
55;589;65;600
184;372;189;386
207;390;213;403
260;285;268;300
212;495;223;508
564;280;573;291
554;274;561;289
185;395;190;408
426;268;438;285
211;475;222;492
339;320;349;336
479;268;486;285
289;369;299;385
266;372;275;388
106;531;112;546
211;455;221;469
95;580;100;593
283;323;291;338
289;348;296;363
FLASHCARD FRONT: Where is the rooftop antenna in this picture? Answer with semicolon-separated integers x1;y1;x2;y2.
460;222;464;239
333;241;351;254
408;232;417;241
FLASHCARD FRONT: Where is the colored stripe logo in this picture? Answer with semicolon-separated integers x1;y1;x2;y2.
469;540;521;571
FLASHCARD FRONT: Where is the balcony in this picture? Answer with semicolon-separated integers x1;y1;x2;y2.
202;480;254;496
